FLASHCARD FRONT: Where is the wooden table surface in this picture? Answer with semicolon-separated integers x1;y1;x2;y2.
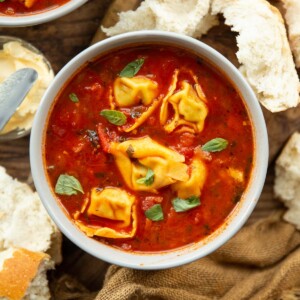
0;0;297;294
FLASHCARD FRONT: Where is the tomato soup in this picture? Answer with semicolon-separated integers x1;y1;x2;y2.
0;0;69;16
44;45;254;252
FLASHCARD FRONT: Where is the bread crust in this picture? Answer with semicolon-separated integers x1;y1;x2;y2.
275;132;300;229
282;0;300;68
0;166;62;264
212;0;299;112
0;248;49;300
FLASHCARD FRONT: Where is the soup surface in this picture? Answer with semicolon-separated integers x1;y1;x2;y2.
44;45;254;252
0;0;69;16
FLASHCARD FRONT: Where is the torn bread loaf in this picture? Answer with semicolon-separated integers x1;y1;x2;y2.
0;166;62;264
282;0;300;68
0;248;53;300
102;0;218;38
211;0;300;112
274;132;300;229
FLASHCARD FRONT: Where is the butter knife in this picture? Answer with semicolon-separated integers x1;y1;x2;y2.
0;68;38;131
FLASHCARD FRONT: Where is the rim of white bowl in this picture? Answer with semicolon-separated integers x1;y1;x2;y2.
30;30;268;270
0;0;88;27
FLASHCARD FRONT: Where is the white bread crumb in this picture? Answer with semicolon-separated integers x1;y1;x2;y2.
0;166;62;263
275;132;300;229
102;0;218;38
24;254;53;300
212;0;300;112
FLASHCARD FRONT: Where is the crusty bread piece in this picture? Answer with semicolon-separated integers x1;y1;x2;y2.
211;0;300;112
0;166;62;264
0;248;53;300
282;0;300;68
274;132;300;229
102;0;218;38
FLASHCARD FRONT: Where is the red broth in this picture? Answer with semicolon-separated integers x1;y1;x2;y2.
0;0;69;16
44;45;254;252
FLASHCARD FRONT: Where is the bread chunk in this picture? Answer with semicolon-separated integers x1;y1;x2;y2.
274;132;300;229
0;248;53;300
0;166;62;264
102;0;218;38
282;0;300;68
212;0;300;112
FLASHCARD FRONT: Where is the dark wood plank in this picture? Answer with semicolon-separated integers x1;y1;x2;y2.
91;0;141;44
0;137;30;182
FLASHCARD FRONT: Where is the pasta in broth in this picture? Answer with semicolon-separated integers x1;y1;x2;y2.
44;45;254;252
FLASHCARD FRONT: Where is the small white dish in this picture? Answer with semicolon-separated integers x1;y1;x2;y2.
0;0;88;27
0;36;53;141
30;31;268;270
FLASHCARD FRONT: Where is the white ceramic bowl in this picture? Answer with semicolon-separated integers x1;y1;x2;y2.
0;0;87;27
30;31;268;270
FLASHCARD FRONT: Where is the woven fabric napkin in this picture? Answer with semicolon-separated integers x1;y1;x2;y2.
94;214;300;300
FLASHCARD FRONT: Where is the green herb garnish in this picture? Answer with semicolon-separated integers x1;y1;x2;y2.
136;168;154;186
201;138;228;152
119;58;144;78
172;196;200;212
100;109;127;126
145;204;164;221
55;174;84;196
69;93;79;103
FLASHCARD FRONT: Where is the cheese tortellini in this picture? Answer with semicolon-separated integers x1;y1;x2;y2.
160;71;208;133
76;187;137;238
172;153;207;199
110;136;189;193
113;76;161;132
113;76;158;107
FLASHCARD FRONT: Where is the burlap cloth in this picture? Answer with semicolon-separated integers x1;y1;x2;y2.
93;214;300;300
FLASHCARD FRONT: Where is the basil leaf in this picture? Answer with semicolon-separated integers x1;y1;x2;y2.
119;58;144;78
100;109;127;126
145;204;164;221
69;93;79;103
201;138;228;152
0;1;6;2
55;174;84;195
126;144;135;157
136;168;154;186
172;196;200;212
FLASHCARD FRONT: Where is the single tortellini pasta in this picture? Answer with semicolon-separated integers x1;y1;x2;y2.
75;187;137;239
109;136;189;193
172;153;207;199
113;76;158;107
160;71;208;133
